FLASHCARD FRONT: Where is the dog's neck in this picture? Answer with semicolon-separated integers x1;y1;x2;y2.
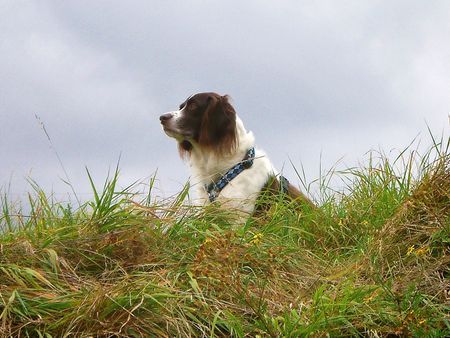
189;116;255;186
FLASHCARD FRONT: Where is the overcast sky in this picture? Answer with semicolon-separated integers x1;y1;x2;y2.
1;0;449;204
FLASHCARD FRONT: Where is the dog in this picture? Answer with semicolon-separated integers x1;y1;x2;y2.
159;92;315;217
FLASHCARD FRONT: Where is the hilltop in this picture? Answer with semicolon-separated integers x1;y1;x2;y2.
0;139;449;337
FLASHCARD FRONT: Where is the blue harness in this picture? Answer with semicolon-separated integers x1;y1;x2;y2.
205;147;255;202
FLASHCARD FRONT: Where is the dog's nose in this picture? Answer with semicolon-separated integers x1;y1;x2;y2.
159;113;173;123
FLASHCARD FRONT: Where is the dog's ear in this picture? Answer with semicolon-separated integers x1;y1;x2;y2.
199;95;237;155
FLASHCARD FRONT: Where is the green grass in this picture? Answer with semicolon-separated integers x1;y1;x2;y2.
1;137;449;337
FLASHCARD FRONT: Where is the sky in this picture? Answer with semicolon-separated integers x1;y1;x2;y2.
1;0;449;204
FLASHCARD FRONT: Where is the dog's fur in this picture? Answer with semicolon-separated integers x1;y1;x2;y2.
160;92;314;216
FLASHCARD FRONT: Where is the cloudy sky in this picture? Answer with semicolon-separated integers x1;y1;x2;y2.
1;0;449;203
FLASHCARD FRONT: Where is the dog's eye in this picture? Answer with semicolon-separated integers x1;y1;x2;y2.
187;102;198;110
179;102;186;110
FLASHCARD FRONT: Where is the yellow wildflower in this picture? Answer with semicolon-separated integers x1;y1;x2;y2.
364;294;375;303
415;246;430;256
250;233;264;245
406;245;415;256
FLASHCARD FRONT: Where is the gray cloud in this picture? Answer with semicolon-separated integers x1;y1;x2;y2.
1;0;449;202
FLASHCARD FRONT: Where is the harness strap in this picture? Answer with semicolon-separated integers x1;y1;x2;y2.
205;147;255;202
279;175;290;194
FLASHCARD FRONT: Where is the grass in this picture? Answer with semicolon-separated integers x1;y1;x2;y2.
0;136;449;337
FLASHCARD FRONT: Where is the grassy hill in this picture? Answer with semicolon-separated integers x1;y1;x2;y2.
1;139;449;337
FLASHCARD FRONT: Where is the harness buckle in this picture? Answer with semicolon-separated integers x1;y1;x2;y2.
242;159;253;169
208;189;218;202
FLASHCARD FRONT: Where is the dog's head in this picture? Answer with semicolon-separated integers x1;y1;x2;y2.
160;92;237;157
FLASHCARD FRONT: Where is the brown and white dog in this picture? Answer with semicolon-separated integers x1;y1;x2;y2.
160;92;314;216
